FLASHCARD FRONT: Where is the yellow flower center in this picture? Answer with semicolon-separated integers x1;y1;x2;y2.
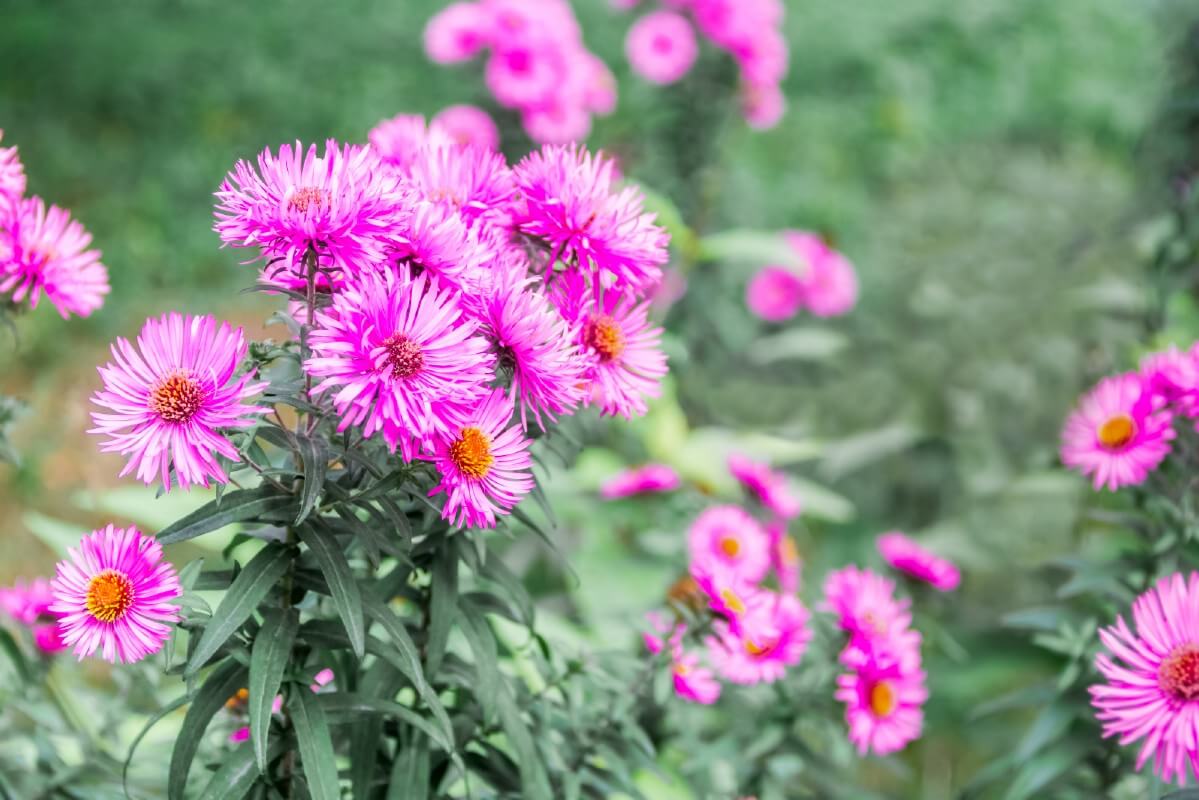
672;661;689;676
288;186;329;213
149;371;205;424
719;536;741;558
1097;413;1136;450
869;681;897;717
449;427;494;480
719;588;746;616
744;636;776;658
583;315;625;363
382;333;425;379
86;570;134;624
1160;645;1199;700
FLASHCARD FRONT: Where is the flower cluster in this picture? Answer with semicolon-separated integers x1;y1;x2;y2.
423;0;616;144
1059;346;1199;491
746;230;858;322
0;129;109;318
0;578;66;654
615;0;789;129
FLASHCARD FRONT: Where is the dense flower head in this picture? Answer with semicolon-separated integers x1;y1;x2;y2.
822;565;913;656
727;453;801;520
428;388;534;529
688;504;772;584
785;231;858;317
431;104;501;152
0;578;66;654
369;114;452;171
1090;572;1199;785
626;11;699;85
877;531;960;592
1140;344;1199;412
388;200;491;292
49;525;181;664
836;635;927;756
1061;372;1175;491
600;463;680;499
405;144;515;227
214;140;408;279
707;591;811;684
0;196;109;318
0;129;25;226
90;313;267;491
306;269;494;460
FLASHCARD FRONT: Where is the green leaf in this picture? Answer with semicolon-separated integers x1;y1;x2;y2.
123;692;193;798
496;684;552;800
158;487;295;545
478;554;534;627
295;434;328;525
386;732;429;800
320;693;453;755
0;627;29;684
187;545;293;675
349;661;408;800
299;524;365;658
425;538;458;673
291;687;341;800
457;599;499;725
168;658;247;800
196;737;285;800
249;608;298;774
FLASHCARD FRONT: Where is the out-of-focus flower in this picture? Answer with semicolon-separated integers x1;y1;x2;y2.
727;453;800;520
877;531;960;592
0;129;25;226
626;11;698;85
310;667;336;693
1140;345;1199;411
785;231;858;317
707;591;811;684
0;578;68;654
746;265;804;322
431;104;502;151
822;565;912;656
600;463;680;499
369;114;451;170
769;522;801;594
836;635;927;756
688;505;772;584
424;2;490;64
742;81;786;131
672;649;722;704
691;563;759;632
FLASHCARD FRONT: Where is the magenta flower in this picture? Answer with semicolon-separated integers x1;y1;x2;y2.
424;2;489;64
369;114;449;170
1090;572;1199;785
310;667;336;693
837;636;927;756
431;104;502;152
214;140;406;278
90;313;266;491
769;521;801;594
672;649;722;704
691;563;759;632
1061;372;1175;491
486;42;563;110
514;145;670;295
578;53;618;115
0;578;67;654
822;565;912;656
522;101;594;146
306;270;494;460
599;463;680;499
49;525;181;664
688;505;772;584
877;531;960;592
746;265;804;322
786;231;858;317
428;388;535;529
1140;345;1199;410
707;591;811;684
0;129;25;225
626;11;699;85
727;453;801;520
0;196;109;318
405;146;515;228
389;201;489;291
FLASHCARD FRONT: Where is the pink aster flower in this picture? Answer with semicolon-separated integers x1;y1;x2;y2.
822;565;912;655
1141;345;1199;410
0;578;67;654
579;53;618;115
306;270;494;460
522;101;594;146
672;649;722;704
877;531;960;592
1090;572;1199;785
0;196;109;318
769;522;801;594
837;637;927;756
89;313;266;491
0;129;25;225
688;505;772;584
626;11;698;85
431;105;501;152
600;463;680;499
707;591;811;684
405;145;515;227
786;231;858;317
389;200;488;291
642;610;684;655
428;388;535;529
49;525;181;664
746;265;804;322
214;140;406;279
727;453;801;520
1060;372;1175;491
514;145;670;295
369;114;450;170
424;2;489;64
486;43;563;110
691;563;760;632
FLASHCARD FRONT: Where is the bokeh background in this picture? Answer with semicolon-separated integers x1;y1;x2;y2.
0;0;1191;796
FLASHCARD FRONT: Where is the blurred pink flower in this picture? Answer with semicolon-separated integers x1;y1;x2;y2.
746;265;804;322
785;231;858;317
822;565;912;657
769;522;801;594
727;453;801;520
600;463;680;499
310;667;336;693
672;649;722;704
688;505;772;584
837;635;927;756
626;11;698;85
691;563;759;632
0;578;55;625
431;104;501;151
1140;344;1199;411
877;531;960;592
424;2;490;64
707;591;811;684
522;101;593;145
369;114;450;170
0;129;25;226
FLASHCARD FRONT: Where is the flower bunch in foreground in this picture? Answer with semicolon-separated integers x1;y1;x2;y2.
747;230;858;322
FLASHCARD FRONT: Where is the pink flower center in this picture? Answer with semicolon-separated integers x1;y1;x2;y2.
1097;413;1136;450
653;34;674;54
505;49;531;74
719;535;741;558
869;680;897;717
86;569;134;624
288;186;329;213
450;426;494;480
583;315;625;362
383;333;425;379
150;371;205;424
1160;645;1199;700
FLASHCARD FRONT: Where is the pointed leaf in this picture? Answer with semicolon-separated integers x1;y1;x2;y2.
249;608;298;774
295;434;328;525
158;487;295;545
425;539;458;673
197;737;285;800
386;732;429;800
299;523;365;658
168;658;247;800
291;687;341;800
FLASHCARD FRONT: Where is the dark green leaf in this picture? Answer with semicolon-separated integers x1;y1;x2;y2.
196;736;286;800
124;692;193;798
386;732;429;800
158;487;295;545
0;627;29;684
425;539;458;673
349;662;407;800
320;693;453;754
168;658;247;800
295;434;328;525
249;608;298;774
496;684;552;800
291;687;341;800
299;523;365;658
457;599;499;724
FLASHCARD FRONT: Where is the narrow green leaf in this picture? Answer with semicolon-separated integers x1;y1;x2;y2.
158;487;295;545
291;688;341;800
123;692;193;798
0;627;30;684
168;658;247;800
320;693;453;754
496;683;552;800
186;545;292;676
249;608;298;774
478;555;534;626
196;737;285;800
295;434;328;525
349;662;407;800
299;524;365;658
457;599;499;724
425;539;458;673
386;732;429;800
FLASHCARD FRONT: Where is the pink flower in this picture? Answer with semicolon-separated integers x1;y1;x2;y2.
229;726;252;744
486;43;562;109
33;625;67;654
0;578;55;625
822;565;912;656
522;102;594;146
769;522;801;594
626;11;698;85
688;505;772;584
1090;572;1199;785
0;196;109;318
424;2;490;64
785;231;858;317
691;563;759;632
1060;372;1175;491
746;265;804;322
877;531;960;592
599;463;680;499
1140;345;1199;409
837;637;927;756
306;270;494;460
579;53;618;115
727;453;801;520
514;145;670;295
369;114;448;170
214;140;406;278
310;667;336;692
405;146;515;228
431;104;502;151
428;388;535;529
672;649;722;704
707;591;811;684
49;525;181;664
0;129;25;225
642;610;684;655
89;313;266;491
388;200;489;291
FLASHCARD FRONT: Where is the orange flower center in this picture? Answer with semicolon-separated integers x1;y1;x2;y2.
1161;645;1199;700
719;588;746;616
449;427;494;479
382;333;425;379
226;687;250;711
744;636;776;658
869;680;897;717
86;570;134;623
149;371;205;424
1097;413;1136;450
583;315;625;362
719;535;741;558
288;186;329;213
672;661;689;676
